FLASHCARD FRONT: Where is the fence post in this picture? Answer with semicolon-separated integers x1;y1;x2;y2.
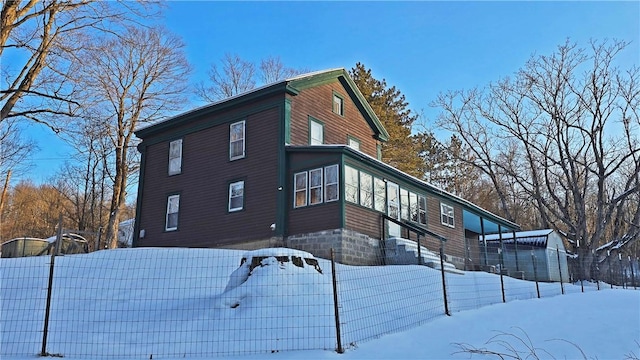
532;251;540;299
498;248;506;303
41;215;62;356
619;253;625;289
439;243;450;316
417;235;423;266
608;250;613;289
330;248;344;354
556;245;564;295
630;256;636;290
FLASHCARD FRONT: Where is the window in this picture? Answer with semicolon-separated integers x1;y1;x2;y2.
359;172;373;208
374;177;386;212
418;195;427;225
309;168;323;205
309;118;324;145
228;181;244;212
168;139;182;175
345;165;359;204
333;93;344;116
400;188;409;220
409;192;418;222
325;165;339;202
294;164;339;208
387;183;399;220
165;194;180;231
441;203;455;228
294;172;308;208
229;120;245;160
347;136;361;151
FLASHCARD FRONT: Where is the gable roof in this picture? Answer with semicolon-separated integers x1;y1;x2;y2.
135;68;389;141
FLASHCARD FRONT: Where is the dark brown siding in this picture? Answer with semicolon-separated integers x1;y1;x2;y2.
137;104;282;248
345;204;382;239
426;195;466;258
288;81;379;157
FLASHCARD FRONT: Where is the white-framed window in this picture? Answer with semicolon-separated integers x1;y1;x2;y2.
309;168;323;205
359;172;373;208
165;194;180;231
345;165;359;204
309;118;324;145
441;203;455;228
294;172;308;208
333;93;344;116
229;120;245;160
228;181;244;212
409;192;418;222
418;195;427;225
168;139;182;176
400;188;409;220
374;177;386;212
348;136;361;151
324;165;339;202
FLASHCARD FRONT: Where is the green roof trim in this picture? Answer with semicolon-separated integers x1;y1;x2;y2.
135;68;388;143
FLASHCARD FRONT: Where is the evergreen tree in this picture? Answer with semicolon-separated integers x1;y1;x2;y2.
349;63;424;178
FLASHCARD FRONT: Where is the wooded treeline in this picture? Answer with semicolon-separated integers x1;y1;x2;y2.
1;2;638;278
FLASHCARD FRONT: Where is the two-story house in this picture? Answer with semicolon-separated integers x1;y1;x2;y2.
133;68;520;267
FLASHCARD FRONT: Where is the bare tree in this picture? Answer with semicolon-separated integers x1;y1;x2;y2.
78;25;191;248
0;119;35;220
433;39;640;279
195;53;256;102
195;54;308;102
0;0;157;126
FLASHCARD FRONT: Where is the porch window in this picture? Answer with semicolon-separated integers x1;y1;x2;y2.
400;188;409;220
294;172;308;208
409;192;418;222
229;120;245;160
325;165;339;202
165;194;180;231
228;181;245;212
345;165;359;204
359;172;373;208
374;177;386;212
419;195;427;225
168;139;182;175
309;168;323;205
441;202;455;228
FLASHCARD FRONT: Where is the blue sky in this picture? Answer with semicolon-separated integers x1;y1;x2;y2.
17;1;640;184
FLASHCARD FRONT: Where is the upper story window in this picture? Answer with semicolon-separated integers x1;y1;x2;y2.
347;136;361;151
228;180;245;212
168;139;182;176
230;120;245;160
333;92;344;116
309;117;324;145
165;194;180;231
441;203;455;228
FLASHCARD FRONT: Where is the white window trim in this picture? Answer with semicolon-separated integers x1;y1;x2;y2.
228;181;244;212
333;93;344;116
309;168;323;205
344;165;359;204
165;194;180;231
310;118;324;145
325;164;339;202
229;120;246;160
441;202;455;228
294;172;308;208
168;139;183;176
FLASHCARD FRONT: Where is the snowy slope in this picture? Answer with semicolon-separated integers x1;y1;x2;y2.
1;248;638;359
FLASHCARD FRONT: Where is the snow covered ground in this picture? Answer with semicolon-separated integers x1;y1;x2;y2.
2;248;638;359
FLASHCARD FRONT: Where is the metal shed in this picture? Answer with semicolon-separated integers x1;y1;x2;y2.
479;229;570;282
